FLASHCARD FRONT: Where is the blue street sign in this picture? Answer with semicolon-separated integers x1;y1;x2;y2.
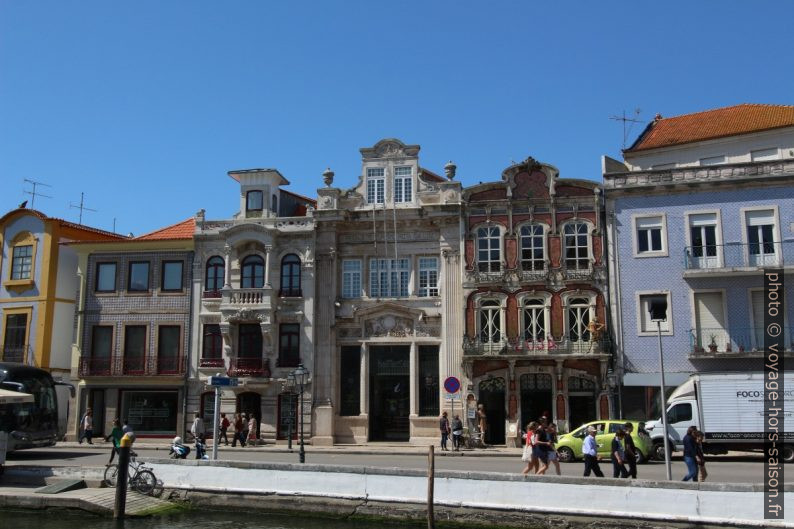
443;376;461;394
209;376;239;387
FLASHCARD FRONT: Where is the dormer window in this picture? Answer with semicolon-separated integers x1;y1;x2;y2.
246;191;263;214
393;166;412;203
366;168;385;204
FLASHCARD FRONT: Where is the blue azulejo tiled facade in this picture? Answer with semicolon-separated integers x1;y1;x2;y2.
604;159;794;419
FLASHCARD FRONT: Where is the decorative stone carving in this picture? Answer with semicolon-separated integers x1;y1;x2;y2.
323;167;334;187
223;308;270;323
444;161;457;179
415;325;441;338
365;315;413;338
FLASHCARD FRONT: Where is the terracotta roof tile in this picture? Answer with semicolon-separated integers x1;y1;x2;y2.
134;218;195;241
626;104;794;152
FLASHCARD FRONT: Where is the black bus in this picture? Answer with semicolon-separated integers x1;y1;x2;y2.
0;362;65;451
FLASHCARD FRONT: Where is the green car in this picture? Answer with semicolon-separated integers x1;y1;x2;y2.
554;420;652;463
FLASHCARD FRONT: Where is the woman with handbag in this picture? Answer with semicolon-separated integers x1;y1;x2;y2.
521;421;538;475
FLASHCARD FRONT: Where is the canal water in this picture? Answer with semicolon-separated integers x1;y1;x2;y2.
0;509;428;529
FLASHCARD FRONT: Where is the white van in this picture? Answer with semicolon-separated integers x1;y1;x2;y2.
645;372;794;462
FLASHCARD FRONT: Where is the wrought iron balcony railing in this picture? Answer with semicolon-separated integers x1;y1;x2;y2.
690;327;793;355
78;356;113;376
228;356;271;377
463;336;610;356
199;356;225;368
1;344;29;364
78;355;186;376
684;241;793;271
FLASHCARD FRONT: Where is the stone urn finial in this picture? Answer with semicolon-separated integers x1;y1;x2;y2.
323;167;334;187
444;160;457;180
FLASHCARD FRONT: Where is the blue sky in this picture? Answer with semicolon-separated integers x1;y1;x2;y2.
2;1;792;235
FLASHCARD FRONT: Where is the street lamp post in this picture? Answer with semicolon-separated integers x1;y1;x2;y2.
649;297;672;481
285;373;296;451
292;364;309;464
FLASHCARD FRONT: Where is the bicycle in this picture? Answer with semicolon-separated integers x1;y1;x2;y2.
103;453;158;495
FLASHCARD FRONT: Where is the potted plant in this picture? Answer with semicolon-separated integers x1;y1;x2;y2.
738;343;745;353
725;341;732;353
708;334;719;353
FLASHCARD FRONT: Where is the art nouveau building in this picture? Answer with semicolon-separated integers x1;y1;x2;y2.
461;158;612;441
189;169;315;441
313;139;463;444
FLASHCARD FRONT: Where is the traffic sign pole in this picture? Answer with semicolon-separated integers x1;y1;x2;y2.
212;385;221;460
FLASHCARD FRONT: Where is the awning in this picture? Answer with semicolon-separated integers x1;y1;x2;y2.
0;388;34;404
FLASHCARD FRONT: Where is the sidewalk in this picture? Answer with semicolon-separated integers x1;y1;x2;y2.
58;440;522;457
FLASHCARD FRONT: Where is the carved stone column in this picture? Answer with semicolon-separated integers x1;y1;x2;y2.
360;343;368;415
219;322;232;366
223;245;232;288
264;245;272;287
409;341;418;417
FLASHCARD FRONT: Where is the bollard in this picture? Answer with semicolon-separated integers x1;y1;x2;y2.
113;433;134;520
427;445;435;529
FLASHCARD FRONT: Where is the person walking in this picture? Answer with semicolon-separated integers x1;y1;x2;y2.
477;404;488;447
582;426;604;477
546;423;561;476
79;408;94;444
451;415;464;451
104;418;123;465
190;412;206;441
439;411;451;451
611;428;630;478
622;422;638;478
218;413;230;446
247;413;258;445
533;422;552;475
521;421;539;475
231;413;246;447
682;425;699;482
696;430;708;482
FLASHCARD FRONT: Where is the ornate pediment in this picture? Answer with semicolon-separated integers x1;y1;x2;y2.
365;315;414;338
360;138;420;160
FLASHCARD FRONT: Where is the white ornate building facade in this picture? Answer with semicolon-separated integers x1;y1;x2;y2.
312;139;464;444
188;169;315;441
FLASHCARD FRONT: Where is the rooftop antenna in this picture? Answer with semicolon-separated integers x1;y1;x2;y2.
23;179;53;208
69;192;98;225
610;108;644;150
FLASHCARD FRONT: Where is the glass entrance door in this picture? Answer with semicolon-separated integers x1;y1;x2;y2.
369;346;410;441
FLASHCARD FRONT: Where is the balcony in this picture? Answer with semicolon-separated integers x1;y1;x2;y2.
690;327;794;358
279;288;303;298
520;262;549;282
683;241;794;276
223;287;270;306
199;357;225;369
156;355;184;375
228;356;271;378
122;355;146;375
202;289;222;299
463;336;610;357
78;355;186;377
1;344;29;364
79;356;113;376
563;260;594;281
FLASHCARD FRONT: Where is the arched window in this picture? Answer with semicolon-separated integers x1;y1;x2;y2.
478;299;503;344
566;297;594;343
522;298;548;343
271;194;278;214
241;255;265;288
205;256;224;294
563;222;590;270
246;191;263;214
280;254;301;297
520;224;545;272
477;226;502;273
